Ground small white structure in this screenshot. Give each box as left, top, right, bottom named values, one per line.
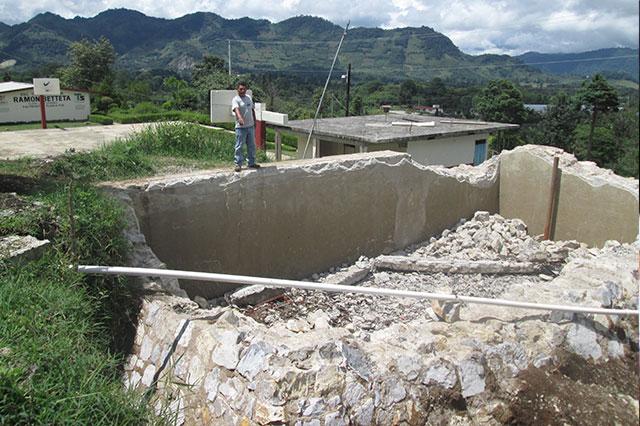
left=283, top=114, right=518, bottom=167
left=0, top=81, right=90, bottom=124
left=210, top=89, right=252, bottom=123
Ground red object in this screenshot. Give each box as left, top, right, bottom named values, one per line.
left=255, top=120, right=266, bottom=150
left=39, top=95, right=47, bottom=129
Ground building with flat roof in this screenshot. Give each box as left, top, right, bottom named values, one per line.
left=282, top=114, right=518, bottom=166
left=0, top=81, right=90, bottom=124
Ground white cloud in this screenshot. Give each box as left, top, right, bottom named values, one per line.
left=0, top=0, right=637, bottom=54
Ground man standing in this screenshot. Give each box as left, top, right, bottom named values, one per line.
left=232, top=82, right=260, bottom=172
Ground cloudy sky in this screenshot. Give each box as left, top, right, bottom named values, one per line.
left=0, top=0, right=638, bottom=55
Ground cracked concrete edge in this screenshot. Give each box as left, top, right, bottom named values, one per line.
left=505, top=145, right=639, bottom=198
left=99, top=150, right=499, bottom=192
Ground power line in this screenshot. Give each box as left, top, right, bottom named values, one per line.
left=236, top=54, right=639, bottom=75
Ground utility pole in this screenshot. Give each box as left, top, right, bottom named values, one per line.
left=345, top=63, right=351, bottom=117
left=228, top=40, right=231, bottom=76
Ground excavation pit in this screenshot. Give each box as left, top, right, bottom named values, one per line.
left=103, top=146, right=639, bottom=425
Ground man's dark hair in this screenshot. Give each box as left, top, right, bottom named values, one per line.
left=237, top=81, right=248, bottom=88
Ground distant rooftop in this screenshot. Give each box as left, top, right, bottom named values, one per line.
left=0, top=81, right=34, bottom=94
left=284, top=114, right=519, bottom=144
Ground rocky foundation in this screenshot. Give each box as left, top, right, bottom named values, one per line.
left=122, top=213, right=639, bottom=425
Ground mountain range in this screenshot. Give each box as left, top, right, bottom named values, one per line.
left=0, top=9, right=637, bottom=83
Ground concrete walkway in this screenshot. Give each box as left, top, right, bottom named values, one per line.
left=0, top=123, right=154, bottom=160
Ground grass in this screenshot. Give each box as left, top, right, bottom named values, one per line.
left=0, top=122, right=267, bottom=183
left=0, top=121, right=100, bottom=132
left=0, top=120, right=255, bottom=423
left=0, top=183, right=157, bottom=424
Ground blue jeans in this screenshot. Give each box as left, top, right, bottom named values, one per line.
left=234, top=126, right=256, bottom=166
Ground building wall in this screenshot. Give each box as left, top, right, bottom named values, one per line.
left=407, top=133, right=489, bottom=167
left=293, top=131, right=487, bottom=166
left=117, top=152, right=500, bottom=298
left=0, top=88, right=90, bottom=123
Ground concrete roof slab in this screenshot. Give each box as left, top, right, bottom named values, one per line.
left=284, top=114, right=518, bottom=144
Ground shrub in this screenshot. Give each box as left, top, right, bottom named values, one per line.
left=89, top=114, right=114, bottom=125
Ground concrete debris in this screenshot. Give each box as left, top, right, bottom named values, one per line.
left=0, top=235, right=50, bottom=263
left=225, top=285, right=284, bottom=307
left=375, top=256, right=543, bottom=274
left=412, top=211, right=584, bottom=264
left=430, top=300, right=462, bottom=322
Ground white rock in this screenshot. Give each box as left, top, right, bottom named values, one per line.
left=302, top=397, right=325, bottom=416
left=286, top=319, right=312, bottom=333
left=607, top=339, right=625, bottom=359
left=423, top=362, right=457, bottom=389
left=566, top=323, right=602, bottom=360
left=211, top=330, right=241, bottom=369
left=237, top=341, right=274, bottom=380
left=458, top=358, right=485, bottom=398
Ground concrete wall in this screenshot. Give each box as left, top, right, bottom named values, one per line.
left=113, top=152, right=499, bottom=298
left=407, top=133, right=488, bottom=167
left=499, top=146, right=639, bottom=246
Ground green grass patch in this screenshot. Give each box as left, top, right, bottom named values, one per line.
left=0, top=182, right=157, bottom=424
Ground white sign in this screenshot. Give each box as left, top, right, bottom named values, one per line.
left=210, top=89, right=252, bottom=123
left=33, top=78, right=61, bottom=96
left=0, top=88, right=90, bottom=124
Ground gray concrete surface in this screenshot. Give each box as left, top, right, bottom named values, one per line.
left=0, top=123, right=153, bottom=160
left=499, top=145, right=639, bottom=246
left=285, top=114, right=518, bottom=144
left=106, top=151, right=500, bottom=298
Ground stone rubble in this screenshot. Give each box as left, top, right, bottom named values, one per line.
left=121, top=211, right=639, bottom=425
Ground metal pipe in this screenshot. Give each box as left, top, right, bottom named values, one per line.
left=77, top=265, right=639, bottom=317
left=302, top=22, right=350, bottom=159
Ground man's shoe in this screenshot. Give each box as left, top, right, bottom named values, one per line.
left=234, top=165, right=241, bottom=172
left=248, top=164, right=261, bottom=169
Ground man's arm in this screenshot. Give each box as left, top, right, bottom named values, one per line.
left=234, top=107, right=244, bottom=126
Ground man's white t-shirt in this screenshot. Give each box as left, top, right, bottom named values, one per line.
left=231, top=95, right=255, bottom=128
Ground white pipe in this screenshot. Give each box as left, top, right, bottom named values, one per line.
left=77, top=265, right=639, bottom=317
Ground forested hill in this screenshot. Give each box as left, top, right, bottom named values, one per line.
left=517, top=48, right=639, bottom=82
left=0, top=9, right=635, bottom=83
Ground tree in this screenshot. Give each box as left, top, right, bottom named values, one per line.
left=473, top=79, right=526, bottom=152
left=578, top=74, right=619, bottom=161
left=473, top=79, right=526, bottom=124
left=192, top=55, right=226, bottom=84
left=61, top=37, right=115, bottom=92
left=399, top=79, right=417, bottom=105
left=162, top=76, right=198, bottom=110
left=529, top=92, right=581, bottom=151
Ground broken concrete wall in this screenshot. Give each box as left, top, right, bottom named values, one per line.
left=499, top=145, right=639, bottom=247
left=107, top=152, right=499, bottom=298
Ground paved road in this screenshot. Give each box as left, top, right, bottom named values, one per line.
left=0, top=123, right=153, bottom=160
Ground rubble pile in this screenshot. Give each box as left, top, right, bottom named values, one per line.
left=411, top=211, right=585, bottom=265
left=241, top=212, right=589, bottom=332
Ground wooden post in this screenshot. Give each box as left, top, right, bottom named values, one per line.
left=345, top=63, right=351, bottom=117
left=275, top=129, right=282, bottom=161
left=543, top=156, right=560, bottom=240
left=39, top=95, right=47, bottom=129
